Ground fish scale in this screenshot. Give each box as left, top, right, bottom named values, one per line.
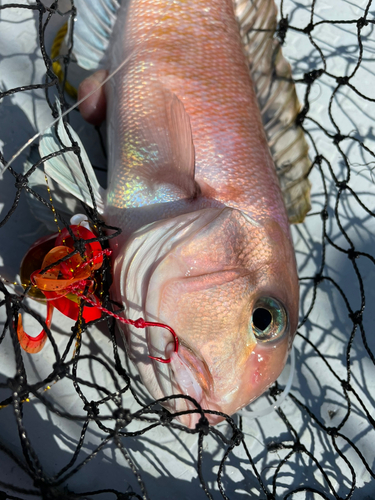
left=105, top=0, right=288, bottom=233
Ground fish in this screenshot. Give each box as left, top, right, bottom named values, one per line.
left=31, top=0, right=311, bottom=428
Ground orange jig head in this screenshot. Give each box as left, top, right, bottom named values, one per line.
left=18, top=225, right=108, bottom=353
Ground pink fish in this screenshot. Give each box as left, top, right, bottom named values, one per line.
left=38, top=0, right=310, bottom=427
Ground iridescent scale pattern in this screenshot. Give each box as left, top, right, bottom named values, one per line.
left=105, top=0, right=289, bottom=235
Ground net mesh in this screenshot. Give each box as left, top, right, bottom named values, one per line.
left=0, top=0, right=374, bottom=499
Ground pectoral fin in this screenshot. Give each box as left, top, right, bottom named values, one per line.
left=108, top=82, right=199, bottom=210
left=139, top=83, right=198, bottom=199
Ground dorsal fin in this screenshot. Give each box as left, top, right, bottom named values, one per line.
left=234, top=0, right=311, bottom=223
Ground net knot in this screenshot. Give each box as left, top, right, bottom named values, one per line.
left=336, top=76, right=349, bottom=86
left=33, top=478, right=48, bottom=492
left=303, top=22, right=314, bottom=34
left=159, top=409, right=173, bottom=426
left=15, top=174, right=28, bottom=190
left=333, top=133, right=345, bottom=145
left=73, top=238, right=87, bottom=256
left=315, top=154, right=324, bottom=165
left=230, top=428, right=244, bottom=447
left=347, top=248, right=359, bottom=261
left=195, top=416, right=210, bottom=435
left=276, top=16, right=289, bottom=44
left=349, top=310, right=362, bottom=325
left=7, top=374, right=24, bottom=392
left=11, top=295, right=22, bottom=309
left=267, top=441, right=285, bottom=452
left=52, top=362, right=69, bottom=380
left=357, top=17, right=368, bottom=29
left=326, top=427, right=338, bottom=437
left=113, top=408, right=132, bottom=428
left=36, top=2, right=47, bottom=14
left=341, top=380, right=352, bottom=392
left=84, top=400, right=100, bottom=417
left=293, top=442, right=305, bottom=453
left=303, top=69, right=323, bottom=84
left=336, top=180, right=347, bottom=190
left=33, top=479, right=60, bottom=498
left=71, top=141, right=80, bottom=153
left=296, top=109, right=307, bottom=126
left=321, top=209, right=329, bottom=220
left=269, top=383, right=282, bottom=397
left=314, top=273, right=323, bottom=284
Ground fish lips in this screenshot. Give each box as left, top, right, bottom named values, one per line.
left=163, top=342, right=226, bottom=427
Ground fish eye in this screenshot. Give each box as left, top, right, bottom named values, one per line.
left=251, top=297, right=287, bottom=342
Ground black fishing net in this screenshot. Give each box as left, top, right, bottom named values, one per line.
left=0, top=0, right=374, bottom=498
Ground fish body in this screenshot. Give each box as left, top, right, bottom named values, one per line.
left=105, top=0, right=287, bottom=230
left=39, top=0, right=303, bottom=427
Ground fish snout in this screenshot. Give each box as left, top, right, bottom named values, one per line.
left=167, top=343, right=213, bottom=399
left=165, top=343, right=228, bottom=426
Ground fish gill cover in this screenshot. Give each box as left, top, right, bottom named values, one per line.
left=0, top=0, right=374, bottom=499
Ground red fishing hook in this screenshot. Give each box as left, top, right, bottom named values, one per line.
left=68, top=283, right=179, bottom=364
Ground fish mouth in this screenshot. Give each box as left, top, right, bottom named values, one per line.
left=165, top=342, right=224, bottom=427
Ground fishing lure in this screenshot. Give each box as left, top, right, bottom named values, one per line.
left=19, top=221, right=178, bottom=361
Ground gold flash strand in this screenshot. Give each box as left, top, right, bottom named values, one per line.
left=44, top=174, right=61, bottom=233
left=0, top=383, right=55, bottom=410
left=0, top=275, right=36, bottom=293
left=73, top=299, right=84, bottom=359
left=51, top=23, right=78, bottom=99
left=0, top=276, right=18, bottom=287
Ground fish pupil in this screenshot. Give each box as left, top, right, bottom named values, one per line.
left=253, top=308, right=272, bottom=331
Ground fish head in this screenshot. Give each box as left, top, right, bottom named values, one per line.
left=116, top=207, right=298, bottom=428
